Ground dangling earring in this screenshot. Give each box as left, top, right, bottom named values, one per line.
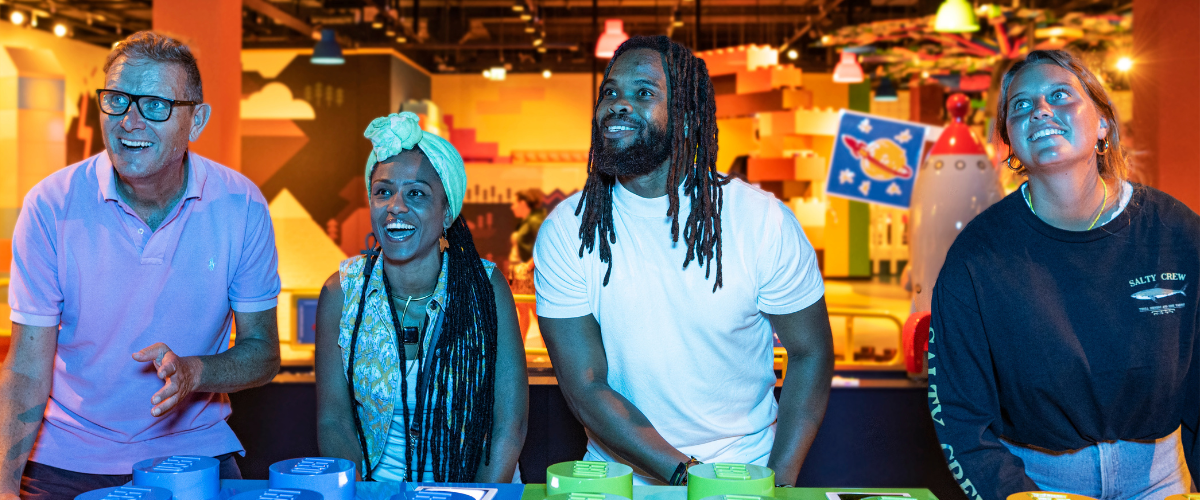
left=438, top=229, right=450, bottom=252
left=1095, top=139, right=1110, bottom=156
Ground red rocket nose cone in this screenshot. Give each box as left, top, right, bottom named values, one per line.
left=930, top=93, right=986, bottom=156
left=946, top=93, right=971, bottom=123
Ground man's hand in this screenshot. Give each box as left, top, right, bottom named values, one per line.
left=132, top=343, right=204, bottom=417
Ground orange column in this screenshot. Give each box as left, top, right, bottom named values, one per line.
left=153, top=0, right=242, bottom=171
left=1133, top=0, right=1200, bottom=210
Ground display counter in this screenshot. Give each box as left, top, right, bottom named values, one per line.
left=202, top=481, right=939, bottom=500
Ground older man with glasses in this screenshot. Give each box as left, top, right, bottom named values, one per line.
left=0, top=31, right=282, bottom=500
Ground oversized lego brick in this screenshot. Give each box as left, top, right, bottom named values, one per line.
left=737, top=65, right=802, bottom=94
left=696, top=45, right=779, bottom=77
left=794, top=152, right=827, bottom=181
left=747, top=157, right=795, bottom=182
left=756, top=134, right=811, bottom=159
left=757, top=180, right=811, bottom=200
left=791, top=107, right=842, bottom=136
left=715, top=89, right=810, bottom=118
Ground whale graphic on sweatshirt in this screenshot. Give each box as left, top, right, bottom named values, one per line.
left=1131, top=284, right=1188, bottom=303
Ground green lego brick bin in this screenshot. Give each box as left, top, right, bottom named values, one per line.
left=686, top=463, right=774, bottom=500
left=546, top=461, right=634, bottom=499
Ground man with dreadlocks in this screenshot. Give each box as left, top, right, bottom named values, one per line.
left=535, top=36, right=834, bottom=486
left=314, top=112, right=528, bottom=482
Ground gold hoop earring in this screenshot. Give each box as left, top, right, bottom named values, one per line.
left=1095, top=139, right=1110, bottom=156
left=1005, top=154, right=1022, bottom=172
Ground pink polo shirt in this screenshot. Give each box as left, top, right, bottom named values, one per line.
left=8, top=151, right=281, bottom=474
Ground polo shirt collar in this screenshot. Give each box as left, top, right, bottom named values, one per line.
left=96, top=150, right=208, bottom=204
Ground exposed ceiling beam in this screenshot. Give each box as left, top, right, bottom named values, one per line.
left=476, top=13, right=821, bottom=25
left=395, top=42, right=580, bottom=50
left=778, top=0, right=842, bottom=50
left=243, top=0, right=314, bottom=37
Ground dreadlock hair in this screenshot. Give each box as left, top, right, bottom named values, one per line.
left=576, top=35, right=729, bottom=291
left=348, top=152, right=498, bottom=482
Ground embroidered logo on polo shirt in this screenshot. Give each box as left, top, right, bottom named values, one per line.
left=1129, top=272, right=1188, bottom=315
left=208, top=257, right=215, bottom=271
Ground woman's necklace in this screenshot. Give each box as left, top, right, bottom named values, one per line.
left=390, top=289, right=435, bottom=326
left=380, top=267, right=437, bottom=360
left=1026, top=177, right=1108, bottom=230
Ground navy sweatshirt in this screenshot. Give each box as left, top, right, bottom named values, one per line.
left=927, top=184, right=1200, bottom=500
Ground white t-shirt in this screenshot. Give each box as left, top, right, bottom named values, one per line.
left=534, top=178, right=824, bottom=483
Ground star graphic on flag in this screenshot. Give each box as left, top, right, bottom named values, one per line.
left=858, top=180, right=871, bottom=196
left=839, top=169, right=856, bottom=184
left=895, top=129, right=913, bottom=144
left=858, top=119, right=873, bottom=134
left=887, top=182, right=902, bottom=196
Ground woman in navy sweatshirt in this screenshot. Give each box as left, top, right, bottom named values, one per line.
left=928, top=49, right=1200, bottom=500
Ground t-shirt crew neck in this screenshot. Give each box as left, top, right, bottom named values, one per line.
left=611, top=178, right=691, bottom=218
left=1018, top=181, right=1137, bottom=243
left=534, top=178, right=824, bottom=483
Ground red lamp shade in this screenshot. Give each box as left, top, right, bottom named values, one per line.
left=832, top=51, right=864, bottom=83
left=595, top=19, right=629, bottom=59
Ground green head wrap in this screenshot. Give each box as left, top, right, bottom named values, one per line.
left=363, top=111, right=467, bottom=220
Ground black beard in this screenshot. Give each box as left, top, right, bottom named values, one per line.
left=595, top=120, right=671, bottom=177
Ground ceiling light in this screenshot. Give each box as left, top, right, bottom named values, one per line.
left=832, top=51, right=864, bottom=83
left=595, top=19, right=629, bottom=59
left=874, top=76, right=898, bottom=101
left=786, top=49, right=798, bottom=60
left=542, top=69, right=552, bottom=79
left=1117, top=56, right=1133, bottom=72
left=525, top=25, right=536, bottom=33
left=9, top=10, right=24, bottom=25
left=486, top=66, right=506, bottom=81
left=533, top=38, right=543, bottom=46
left=934, top=0, right=979, bottom=33
left=30, top=14, right=36, bottom=27
left=537, top=46, right=547, bottom=53
left=311, top=28, right=345, bottom=65
left=512, top=1, right=525, bottom=12
left=386, top=29, right=396, bottom=37
left=53, top=23, right=67, bottom=37
left=520, top=13, right=532, bottom=21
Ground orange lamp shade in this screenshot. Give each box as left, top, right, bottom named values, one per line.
left=595, top=19, right=629, bottom=59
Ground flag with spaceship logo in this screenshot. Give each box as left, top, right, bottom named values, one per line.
left=825, top=110, right=928, bottom=209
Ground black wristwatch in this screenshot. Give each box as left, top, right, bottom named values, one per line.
left=669, top=457, right=702, bottom=486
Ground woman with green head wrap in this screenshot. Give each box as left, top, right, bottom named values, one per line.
left=314, top=111, right=528, bottom=482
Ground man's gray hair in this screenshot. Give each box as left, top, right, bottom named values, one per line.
left=104, top=31, right=203, bottom=102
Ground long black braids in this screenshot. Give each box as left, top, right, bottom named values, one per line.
left=408, top=215, right=497, bottom=482
left=575, top=35, right=729, bottom=291
left=347, top=152, right=498, bottom=483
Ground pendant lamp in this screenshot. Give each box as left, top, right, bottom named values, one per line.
left=934, top=0, right=980, bottom=33
left=595, top=19, right=629, bottom=59
left=832, top=51, right=864, bottom=83
left=311, top=29, right=345, bottom=65
left=875, top=76, right=898, bottom=101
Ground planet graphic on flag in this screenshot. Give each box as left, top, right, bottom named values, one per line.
left=841, top=136, right=914, bottom=181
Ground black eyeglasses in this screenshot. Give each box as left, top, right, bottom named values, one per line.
left=95, top=89, right=200, bottom=122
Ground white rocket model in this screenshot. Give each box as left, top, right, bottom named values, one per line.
left=909, top=93, right=1003, bottom=312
